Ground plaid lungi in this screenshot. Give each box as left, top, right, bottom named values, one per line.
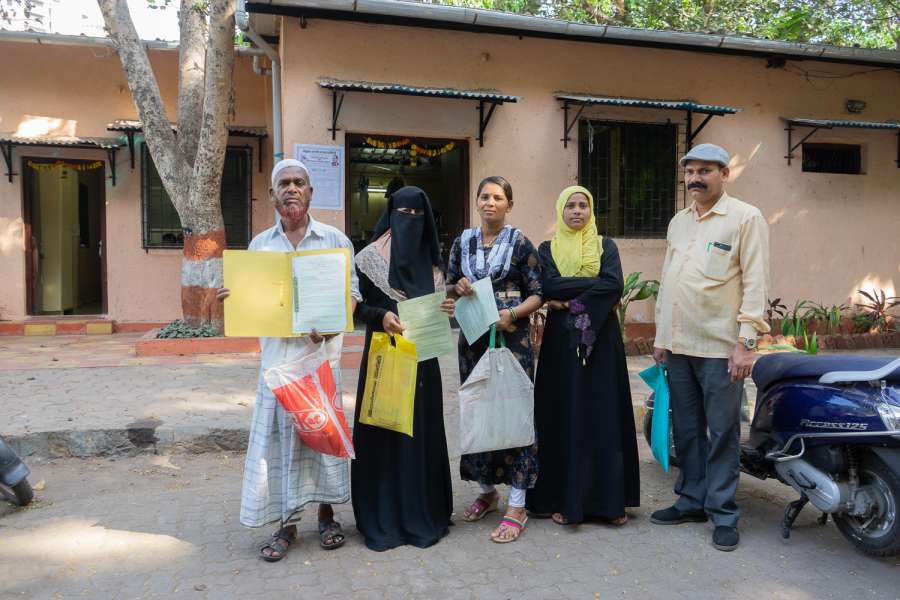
left=239, top=339, right=350, bottom=528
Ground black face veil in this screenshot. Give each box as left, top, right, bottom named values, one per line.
left=369, top=186, right=442, bottom=299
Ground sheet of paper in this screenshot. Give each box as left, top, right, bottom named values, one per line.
left=223, top=250, right=292, bottom=337
left=397, top=291, right=456, bottom=362
left=295, top=144, right=344, bottom=210
left=291, top=250, right=351, bottom=334
left=454, top=277, right=500, bottom=345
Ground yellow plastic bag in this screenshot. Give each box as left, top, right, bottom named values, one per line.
left=359, top=333, right=418, bottom=437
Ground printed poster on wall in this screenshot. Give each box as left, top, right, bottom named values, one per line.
left=294, top=143, right=344, bottom=210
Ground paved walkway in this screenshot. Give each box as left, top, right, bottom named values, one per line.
left=1, top=334, right=898, bottom=598
left=0, top=333, right=658, bottom=457
left=1, top=448, right=898, bottom=599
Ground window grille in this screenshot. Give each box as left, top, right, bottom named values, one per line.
left=578, top=120, right=676, bottom=238
left=802, top=143, right=862, bottom=175
left=141, top=144, right=252, bottom=248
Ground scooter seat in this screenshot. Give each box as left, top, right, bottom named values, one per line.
left=752, top=353, right=900, bottom=394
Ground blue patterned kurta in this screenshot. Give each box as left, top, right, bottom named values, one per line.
left=447, top=229, right=542, bottom=489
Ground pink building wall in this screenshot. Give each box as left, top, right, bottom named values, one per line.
left=0, top=40, right=274, bottom=322
left=280, top=19, right=899, bottom=324
left=2, top=20, right=897, bottom=326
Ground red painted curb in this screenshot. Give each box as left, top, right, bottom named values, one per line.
left=115, top=322, right=168, bottom=333
left=0, top=323, right=25, bottom=336
left=56, top=322, right=87, bottom=335
left=135, top=329, right=260, bottom=356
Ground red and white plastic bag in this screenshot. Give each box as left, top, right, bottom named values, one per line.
left=264, top=342, right=355, bottom=459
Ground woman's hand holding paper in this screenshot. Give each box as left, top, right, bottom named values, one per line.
left=439, top=298, right=456, bottom=318
left=454, top=277, right=474, bottom=297
left=382, top=311, right=405, bottom=335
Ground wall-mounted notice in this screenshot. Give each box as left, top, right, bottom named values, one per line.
left=295, top=143, right=344, bottom=210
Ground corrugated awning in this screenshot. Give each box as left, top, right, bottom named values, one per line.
left=555, top=94, right=741, bottom=116
left=0, top=135, right=124, bottom=149
left=781, top=117, right=900, bottom=167
left=319, top=79, right=520, bottom=104
left=106, top=120, right=268, bottom=172
left=106, top=119, right=268, bottom=137
left=0, top=135, right=124, bottom=184
left=553, top=93, right=741, bottom=149
left=318, top=79, right=519, bottom=146
left=783, top=117, right=900, bottom=130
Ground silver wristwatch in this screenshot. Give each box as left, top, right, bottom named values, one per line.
left=740, top=336, right=757, bottom=351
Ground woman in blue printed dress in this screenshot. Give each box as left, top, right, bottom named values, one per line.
left=447, top=175, right=543, bottom=543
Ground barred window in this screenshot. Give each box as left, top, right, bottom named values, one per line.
left=578, top=120, right=677, bottom=238
left=141, top=144, right=252, bottom=248
left=802, top=143, right=862, bottom=175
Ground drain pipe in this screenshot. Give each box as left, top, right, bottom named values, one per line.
left=236, top=1, right=283, bottom=161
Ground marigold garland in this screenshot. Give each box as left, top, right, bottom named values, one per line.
left=363, top=137, right=456, bottom=167
left=364, top=136, right=410, bottom=149
left=27, top=160, right=104, bottom=172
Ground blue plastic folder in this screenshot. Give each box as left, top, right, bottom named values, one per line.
left=639, top=364, right=670, bottom=472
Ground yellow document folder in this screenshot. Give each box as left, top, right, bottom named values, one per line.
left=223, top=248, right=353, bottom=337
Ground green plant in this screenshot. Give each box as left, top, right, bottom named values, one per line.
left=852, top=312, right=876, bottom=334
left=803, top=332, right=819, bottom=355
left=808, top=302, right=849, bottom=335
left=855, top=289, right=899, bottom=333
left=617, top=272, right=659, bottom=338
left=766, top=297, right=787, bottom=323
left=780, top=300, right=813, bottom=338
left=156, top=319, right=219, bottom=339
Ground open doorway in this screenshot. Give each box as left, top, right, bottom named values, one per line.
left=23, top=157, right=106, bottom=316
left=345, top=133, right=468, bottom=264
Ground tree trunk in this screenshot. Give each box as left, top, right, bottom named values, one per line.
left=98, top=0, right=234, bottom=332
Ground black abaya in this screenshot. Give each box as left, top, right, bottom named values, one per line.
left=525, top=237, right=641, bottom=522
left=352, top=272, right=453, bottom=551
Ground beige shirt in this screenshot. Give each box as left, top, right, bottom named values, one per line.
left=654, top=192, right=770, bottom=358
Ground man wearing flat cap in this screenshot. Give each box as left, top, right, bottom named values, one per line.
left=651, top=143, right=770, bottom=551
left=218, top=159, right=361, bottom=561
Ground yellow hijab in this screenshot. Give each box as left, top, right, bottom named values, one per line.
left=551, top=185, right=603, bottom=277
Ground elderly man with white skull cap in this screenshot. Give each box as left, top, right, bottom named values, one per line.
left=217, top=159, right=361, bottom=562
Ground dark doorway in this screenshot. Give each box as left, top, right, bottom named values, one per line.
left=345, top=133, right=469, bottom=265
left=23, top=157, right=106, bottom=315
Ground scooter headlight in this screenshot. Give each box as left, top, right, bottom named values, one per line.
left=876, top=396, right=900, bottom=431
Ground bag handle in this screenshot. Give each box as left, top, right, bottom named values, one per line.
left=489, top=324, right=506, bottom=348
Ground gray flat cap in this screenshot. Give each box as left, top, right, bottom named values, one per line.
left=680, top=143, right=730, bottom=167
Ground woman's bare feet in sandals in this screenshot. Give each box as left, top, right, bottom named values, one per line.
left=462, top=490, right=499, bottom=522
left=260, top=525, right=296, bottom=562
left=491, top=507, right=528, bottom=543
left=606, top=514, right=628, bottom=526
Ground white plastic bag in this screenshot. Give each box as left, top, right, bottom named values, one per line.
left=458, top=326, right=535, bottom=454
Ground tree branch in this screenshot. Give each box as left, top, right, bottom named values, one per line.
left=97, top=0, right=184, bottom=202
left=186, top=0, right=235, bottom=232
left=176, top=0, right=207, bottom=169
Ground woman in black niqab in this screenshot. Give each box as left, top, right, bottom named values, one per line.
left=368, top=186, right=442, bottom=298
left=351, top=186, right=453, bottom=551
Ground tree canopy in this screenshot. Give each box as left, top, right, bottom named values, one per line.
left=420, top=1, right=900, bottom=50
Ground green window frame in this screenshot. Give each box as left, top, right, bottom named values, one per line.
left=141, top=143, right=252, bottom=248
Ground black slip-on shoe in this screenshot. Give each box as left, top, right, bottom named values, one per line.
left=649, top=506, right=709, bottom=525
left=712, top=526, right=739, bottom=551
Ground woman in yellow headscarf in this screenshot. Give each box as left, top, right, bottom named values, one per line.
left=526, top=185, right=640, bottom=526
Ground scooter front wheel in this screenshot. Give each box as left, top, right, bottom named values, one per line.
left=0, top=478, right=32, bottom=507
left=832, top=453, right=900, bottom=557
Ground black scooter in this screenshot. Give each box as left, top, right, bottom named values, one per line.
left=0, top=436, right=32, bottom=507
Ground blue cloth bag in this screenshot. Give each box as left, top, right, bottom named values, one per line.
left=639, top=363, right=670, bottom=472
